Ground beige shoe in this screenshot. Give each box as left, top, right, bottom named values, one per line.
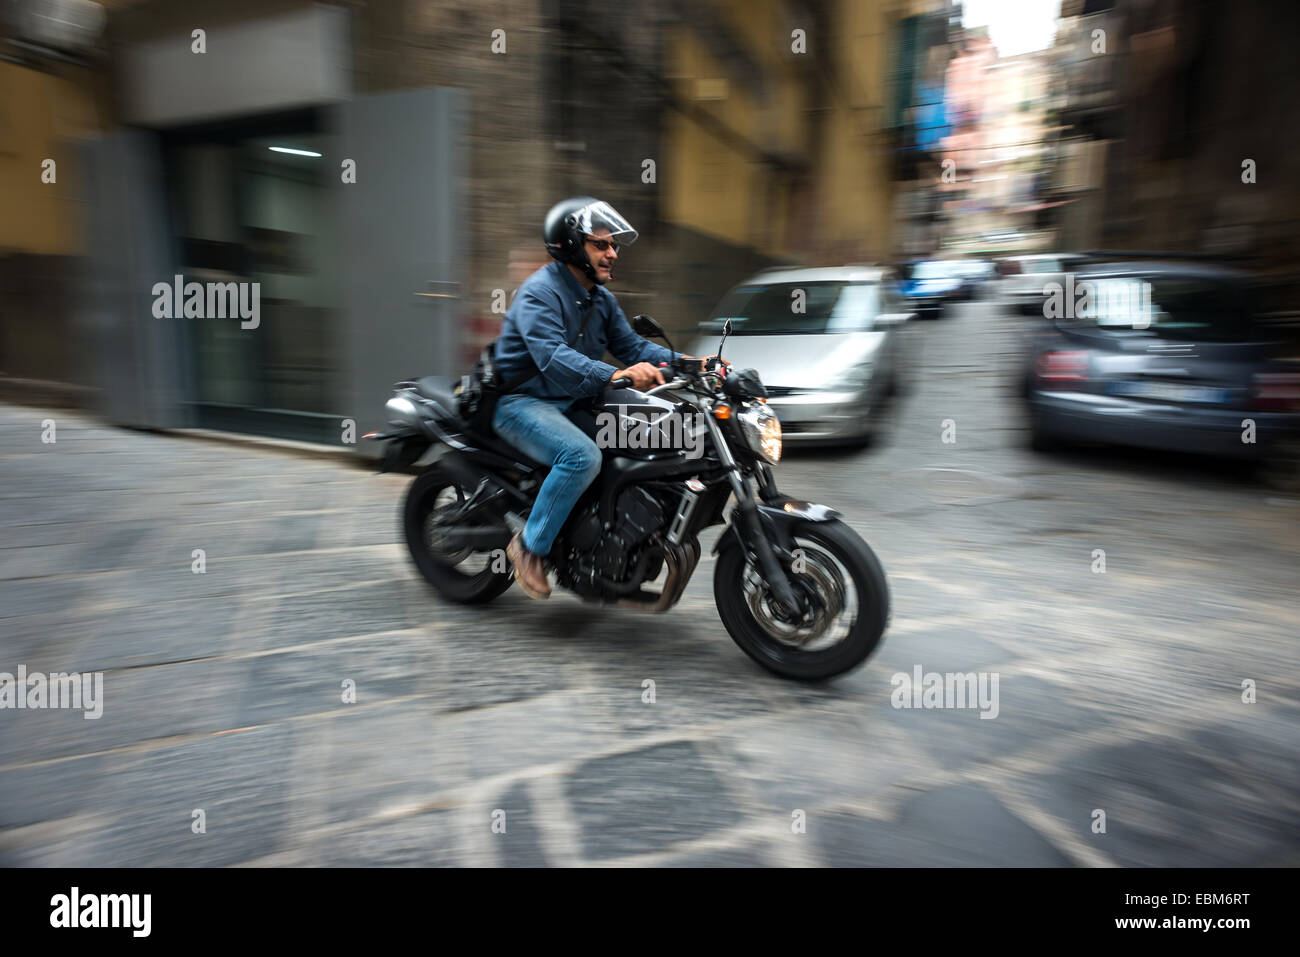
left=507, top=533, right=551, bottom=600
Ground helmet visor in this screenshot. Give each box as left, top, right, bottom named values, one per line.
left=574, top=201, right=638, bottom=246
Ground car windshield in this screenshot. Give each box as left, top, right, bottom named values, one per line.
left=1022, top=259, right=1063, bottom=274
left=707, top=281, right=881, bottom=335
left=1062, top=276, right=1261, bottom=342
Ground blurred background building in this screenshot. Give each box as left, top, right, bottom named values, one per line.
left=1046, top=0, right=1300, bottom=274
left=3, top=0, right=1297, bottom=445
left=2, top=0, right=906, bottom=443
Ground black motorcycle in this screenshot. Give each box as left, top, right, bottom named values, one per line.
left=367, top=316, right=889, bottom=680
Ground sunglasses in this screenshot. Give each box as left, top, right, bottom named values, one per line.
left=585, top=236, right=621, bottom=253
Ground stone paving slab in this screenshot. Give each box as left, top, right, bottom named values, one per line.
left=812, top=784, right=1076, bottom=867
left=712, top=710, right=931, bottom=816
left=0, top=754, right=109, bottom=831
left=563, top=741, right=746, bottom=861
left=308, top=809, right=463, bottom=867
left=1004, top=734, right=1299, bottom=867
left=294, top=704, right=467, bottom=830
left=490, top=781, right=551, bottom=867
left=66, top=724, right=298, bottom=867
left=0, top=657, right=248, bottom=766
left=876, top=674, right=1120, bottom=771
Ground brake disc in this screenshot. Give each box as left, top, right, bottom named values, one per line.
left=744, top=544, right=848, bottom=647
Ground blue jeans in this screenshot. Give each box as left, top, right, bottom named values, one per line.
left=492, top=394, right=602, bottom=557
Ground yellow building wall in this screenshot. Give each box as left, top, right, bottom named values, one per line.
left=0, top=62, right=105, bottom=255
left=817, top=0, right=893, bottom=257
left=664, top=26, right=765, bottom=251
left=663, top=0, right=894, bottom=263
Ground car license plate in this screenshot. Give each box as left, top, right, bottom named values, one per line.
left=1109, top=381, right=1230, bottom=404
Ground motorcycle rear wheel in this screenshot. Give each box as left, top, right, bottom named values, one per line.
left=403, top=464, right=515, bottom=604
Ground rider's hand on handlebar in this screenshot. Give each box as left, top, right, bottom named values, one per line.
left=675, top=354, right=729, bottom=375
left=611, top=362, right=666, bottom=390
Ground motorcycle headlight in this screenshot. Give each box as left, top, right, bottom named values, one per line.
left=737, top=402, right=782, bottom=464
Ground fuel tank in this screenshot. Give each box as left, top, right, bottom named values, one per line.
left=589, top=386, right=705, bottom=460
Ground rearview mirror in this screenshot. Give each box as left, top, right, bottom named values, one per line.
left=631, top=313, right=677, bottom=354
left=631, top=314, right=665, bottom=338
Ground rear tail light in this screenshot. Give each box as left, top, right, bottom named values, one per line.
left=1036, top=350, right=1090, bottom=385
left=1251, top=372, right=1300, bottom=412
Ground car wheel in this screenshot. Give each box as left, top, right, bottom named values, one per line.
left=1027, top=401, right=1060, bottom=452
left=1258, top=437, right=1300, bottom=495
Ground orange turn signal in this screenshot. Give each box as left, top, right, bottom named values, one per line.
left=713, top=404, right=732, bottom=420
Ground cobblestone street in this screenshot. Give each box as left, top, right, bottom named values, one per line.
left=2, top=303, right=1297, bottom=867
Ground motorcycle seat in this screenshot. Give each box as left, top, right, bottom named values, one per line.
left=412, top=375, right=546, bottom=470
left=414, top=375, right=460, bottom=411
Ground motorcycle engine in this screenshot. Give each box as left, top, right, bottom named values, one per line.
left=566, top=487, right=666, bottom=581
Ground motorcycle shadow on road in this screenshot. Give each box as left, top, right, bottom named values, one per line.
left=497, top=590, right=710, bottom=649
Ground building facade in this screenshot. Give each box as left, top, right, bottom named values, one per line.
left=3, top=0, right=904, bottom=445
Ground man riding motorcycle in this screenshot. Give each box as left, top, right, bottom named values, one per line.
left=373, top=199, right=890, bottom=680
left=493, top=197, right=713, bottom=600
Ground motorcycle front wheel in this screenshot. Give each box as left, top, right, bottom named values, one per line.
left=713, top=519, right=889, bottom=681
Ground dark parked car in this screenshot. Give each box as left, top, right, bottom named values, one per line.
left=896, top=259, right=971, bottom=317
left=1020, top=260, right=1300, bottom=484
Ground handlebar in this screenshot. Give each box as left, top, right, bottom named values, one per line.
left=669, top=355, right=728, bottom=375
left=647, top=378, right=690, bottom=395
left=608, top=375, right=686, bottom=394
left=609, top=356, right=729, bottom=392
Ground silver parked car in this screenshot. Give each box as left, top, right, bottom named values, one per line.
left=687, top=266, right=912, bottom=446
left=995, top=253, right=1089, bottom=314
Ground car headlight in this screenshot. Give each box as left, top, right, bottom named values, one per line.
left=825, top=361, right=874, bottom=392
left=737, top=402, right=782, bottom=464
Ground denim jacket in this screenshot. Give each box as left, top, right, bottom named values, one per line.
left=493, top=261, right=673, bottom=402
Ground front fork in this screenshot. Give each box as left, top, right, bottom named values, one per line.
left=702, top=407, right=804, bottom=615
